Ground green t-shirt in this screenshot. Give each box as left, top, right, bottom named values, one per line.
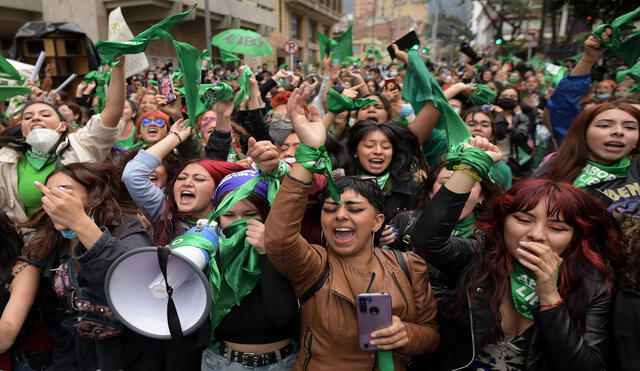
left=115, top=127, right=141, bottom=151
left=17, top=156, right=57, bottom=216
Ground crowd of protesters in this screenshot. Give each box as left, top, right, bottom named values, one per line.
left=0, top=14, right=639, bottom=371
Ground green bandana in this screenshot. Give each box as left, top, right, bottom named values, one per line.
left=0, top=56, right=25, bottom=84
left=377, top=350, right=394, bottom=371
left=573, top=156, right=631, bottom=189
left=318, top=26, right=353, bottom=61
left=84, top=69, right=111, bottom=113
left=25, top=148, right=55, bottom=170
left=95, top=6, right=195, bottom=65
left=469, top=84, right=497, bottom=106
left=220, top=48, right=241, bottom=64
left=445, top=142, right=494, bottom=180
left=451, top=213, right=476, bottom=238
left=365, top=46, right=383, bottom=60
left=172, top=39, right=201, bottom=127
left=233, top=67, right=252, bottom=109
left=295, top=143, right=341, bottom=204
left=171, top=69, right=184, bottom=87
left=201, top=49, right=211, bottom=62
left=510, top=261, right=539, bottom=320
left=326, top=88, right=378, bottom=114
left=227, top=147, right=238, bottom=163
left=402, top=49, right=470, bottom=148
left=592, top=6, right=640, bottom=49
left=207, top=218, right=262, bottom=332
left=0, top=86, right=32, bottom=101
left=375, top=172, right=390, bottom=191
left=210, top=162, right=290, bottom=223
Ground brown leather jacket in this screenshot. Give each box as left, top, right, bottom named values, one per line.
left=265, top=176, right=439, bottom=370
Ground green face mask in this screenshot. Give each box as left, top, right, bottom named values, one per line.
left=508, top=76, right=520, bottom=84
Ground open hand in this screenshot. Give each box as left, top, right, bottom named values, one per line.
left=286, top=88, right=326, bottom=148
left=169, top=118, right=192, bottom=143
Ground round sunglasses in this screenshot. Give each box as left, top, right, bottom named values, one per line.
left=141, top=118, right=166, bottom=127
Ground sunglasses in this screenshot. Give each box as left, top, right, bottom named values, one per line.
left=141, top=118, right=166, bottom=127
left=265, top=112, right=291, bottom=123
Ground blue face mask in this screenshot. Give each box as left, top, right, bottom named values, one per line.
left=388, top=71, right=398, bottom=77
left=60, top=229, right=77, bottom=239
left=596, top=93, right=611, bottom=100
left=398, top=103, right=414, bottom=118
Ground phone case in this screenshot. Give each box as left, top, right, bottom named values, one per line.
left=160, top=75, right=176, bottom=103
left=356, top=293, right=392, bottom=351
left=388, top=30, right=420, bottom=59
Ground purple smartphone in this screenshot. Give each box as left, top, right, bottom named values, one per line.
left=159, top=75, right=176, bottom=103
left=356, top=293, right=392, bottom=351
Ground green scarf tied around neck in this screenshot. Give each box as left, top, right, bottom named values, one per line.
left=573, top=156, right=631, bottom=189
left=375, top=172, right=390, bottom=191
left=233, top=67, right=252, bottom=109
left=451, top=213, right=476, bottom=238
left=326, top=88, right=378, bottom=114
left=207, top=218, right=262, bottom=332
left=510, top=261, right=539, bottom=320
left=95, top=5, right=202, bottom=127
left=84, top=69, right=111, bottom=113
left=402, top=49, right=471, bottom=148
left=295, top=143, right=341, bottom=204
left=469, top=84, right=497, bottom=106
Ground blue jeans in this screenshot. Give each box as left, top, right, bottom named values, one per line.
left=201, top=347, right=297, bottom=371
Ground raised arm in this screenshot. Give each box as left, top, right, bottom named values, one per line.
left=100, top=57, right=126, bottom=128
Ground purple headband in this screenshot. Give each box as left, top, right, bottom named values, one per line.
left=213, top=169, right=269, bottom=207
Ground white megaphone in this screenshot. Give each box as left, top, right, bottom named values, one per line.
left=105, top=220, right=218, bottom=339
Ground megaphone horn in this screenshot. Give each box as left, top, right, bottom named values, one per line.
left=105, top=223, right=219, bottom=339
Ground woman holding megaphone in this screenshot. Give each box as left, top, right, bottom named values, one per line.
left=201, top=169, right=299, bottom=370
left=19, top=162, right=163, bottom=371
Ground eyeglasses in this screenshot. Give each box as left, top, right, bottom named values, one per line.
left=141, top=118, right=166, bottom=127
left=265, top=112, right=291, bottom=123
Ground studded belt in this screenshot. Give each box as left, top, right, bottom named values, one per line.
left=219, top=343, right=295, bottom=368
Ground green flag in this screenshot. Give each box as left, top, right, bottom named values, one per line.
left=403, top=49, right=470, bottom=148
left=172, top=40, right=201, bottom=127
left=201, top=49, right=211, bottom=62
left=0, top=86, right=32, bottom=101
left=220, top=48, right=240, bottom=64
left=544, top=63, right=566, bottom=87
left=610, top=35, right=640, bottom=67
left=318, top=26, right=353, bottom=61
left=0, top=56, right=25, bottom=84
left=593, top=6, right=640, bottom=49
left=95, top=5, right=195, bottom=65
left=469, top=84, right=497, bottom=106
left=529, top=55, right=546, bottom=69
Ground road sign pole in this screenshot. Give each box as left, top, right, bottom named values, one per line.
left=527, top=46, right=532, bottom=61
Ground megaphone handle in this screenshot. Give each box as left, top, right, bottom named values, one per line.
left=157, top=246, right=185, bottom=340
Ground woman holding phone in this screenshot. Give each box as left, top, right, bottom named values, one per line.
left=264, top=88, right=439, bottom=370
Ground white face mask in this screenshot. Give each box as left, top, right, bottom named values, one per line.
left=348, top=117, right=356, bottom=127
left=25, top=124, right=62, bottom=154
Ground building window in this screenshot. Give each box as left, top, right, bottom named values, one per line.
left=291, top=16, right=300, bottom=39
left=308, top=22, right=316, bottom=43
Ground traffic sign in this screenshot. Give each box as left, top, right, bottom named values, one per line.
left=283, top=39, right=299, bottom=55
left=523, top=29, right=540, bottom=42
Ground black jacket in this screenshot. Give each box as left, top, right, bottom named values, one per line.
left=410, top=186, right=612, bottom=371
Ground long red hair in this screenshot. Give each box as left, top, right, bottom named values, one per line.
left=460, top=179, right=623, bottom=335
left=152, top=159, right=245, bottom=246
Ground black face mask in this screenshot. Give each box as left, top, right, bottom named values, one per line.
left=496, top=98, right=517, bottom=110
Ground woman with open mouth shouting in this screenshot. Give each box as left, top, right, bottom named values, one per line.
left=135, top=110, right=170, bottom=147
left=263, top=88, right=439, bottom=370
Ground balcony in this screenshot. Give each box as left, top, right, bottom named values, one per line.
left=284, top=0, right=342, bottom=23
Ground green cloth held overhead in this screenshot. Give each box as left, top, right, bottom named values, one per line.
left=469, top=84, right=497, bottom=105
left=318, top=26, right=353, bottom=61
left=529, top=55, right=546, bottom=69
left=233, top=67, right=252, bottom=109
left=326, top=88, right=378, bottom=114
left=0, top=86, right=32, bottom=101
left=0, top=56, right=25, bottom=84
left=197, top=82, right=235, bottom=118
left=171, top=69, right=183, bottom=87
left=84, top=69, right=110, bottom=112
left=220, top=48, right=241, bottom=64
left=592, top=6, right=640, bottom=49
left=295, top=143, right=341, bottom=204
left=544, top=63, right=566, bottom=88
left=365, top=46, right=383, bottom=60
left=206, top=218, right=262, bottom=332
left=172, top=39, right=201, bottom=127
left=201, top=48, right=211, bottom=62
left=95, top=5, right=195, bottom=65
left=402, top=49, right=470, bottom=148
left=278, top=63, right=288, bottom=70
left=616, top=60, right=640, bottom=83
left=610, top=35, right=640, bottom=67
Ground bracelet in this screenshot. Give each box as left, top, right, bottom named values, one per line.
left=539, top=298, right=564, bottom=311
left=452, top=165, right=482, bottom=182
left=582, top=57, right=599, bottom=64
left=286, top=173, right=313, bottom=186
left=169, top=131, right=182, bottom=143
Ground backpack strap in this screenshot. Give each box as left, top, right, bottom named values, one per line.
left=393, top=249, right=411, bottom=285
left=298, top=262, right=331, bottom=306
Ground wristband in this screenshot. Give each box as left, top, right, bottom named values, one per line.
left=539, top=298, right=564, bottom=311
left=452, top=165, right=482, bottom=182
left=169, top=131, right=182, bottom=143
